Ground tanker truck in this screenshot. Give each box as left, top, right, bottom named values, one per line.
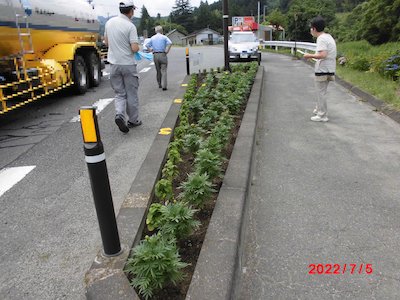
left=0, top=0, right=102, bottom=115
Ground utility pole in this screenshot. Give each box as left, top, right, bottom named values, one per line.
left=223, top=0, right=230, bottom=71
left=257, top=1, right=260, bottom=40
left=263, top=5, right=267, bottom=22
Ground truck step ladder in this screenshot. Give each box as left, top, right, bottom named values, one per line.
left=16, top=13, right=34, bottom=55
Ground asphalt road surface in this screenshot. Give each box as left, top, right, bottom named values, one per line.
left=0, top=46, right=224, bottom=299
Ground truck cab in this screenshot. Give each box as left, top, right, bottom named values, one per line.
left=228, top=31, right=261, bottom=65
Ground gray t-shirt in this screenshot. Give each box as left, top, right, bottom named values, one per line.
left=315, top=33, right=337, bottom=74
left=104, top=14, right=138, bottom=65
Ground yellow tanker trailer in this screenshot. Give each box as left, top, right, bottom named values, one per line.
left=0, top=0, right=101, bottom=114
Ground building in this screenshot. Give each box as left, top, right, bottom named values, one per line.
left=182, top=28, right=222, bottom=46
left=257, top=24, right=285, bottom=41
left=166, top=29, right=186, bottom=46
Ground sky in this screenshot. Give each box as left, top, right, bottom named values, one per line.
left=92, top=0, right=219, bottom=18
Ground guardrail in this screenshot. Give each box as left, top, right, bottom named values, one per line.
left=261, top=40, right=316, bottom=54
left=260, top=40, right=318, bottom=62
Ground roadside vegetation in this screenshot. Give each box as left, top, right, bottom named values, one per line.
left=125, top=63, right=259, bottom=299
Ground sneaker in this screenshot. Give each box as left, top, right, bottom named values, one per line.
left=311, top=115, right=329, bottom=122
left=115, top=115, right=129, bottom=133
left=127, top=120, right=142, bottom=128
left=313, top=108, right=318, bottom=115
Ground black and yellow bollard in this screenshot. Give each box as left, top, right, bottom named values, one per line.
left=80, top=106, right=121, bottom=257
left=186, top=47, right=190, bottom=75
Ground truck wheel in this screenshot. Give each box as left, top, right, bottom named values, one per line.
left=86, top=52, right=101, bottom=87
left=72, top=55, right=88, bottom=94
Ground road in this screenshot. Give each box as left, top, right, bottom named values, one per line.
left=0, top=46, right=224, bottom=299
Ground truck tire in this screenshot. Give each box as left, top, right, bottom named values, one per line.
left=86, top=52, right=101, bottom=87
left=72, top=55, right=88, bottom=94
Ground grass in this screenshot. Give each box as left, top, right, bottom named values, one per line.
left=336, top=66, right=400, bottom=110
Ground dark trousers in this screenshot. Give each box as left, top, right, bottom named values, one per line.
left=153, top=53, right=168, bottom=89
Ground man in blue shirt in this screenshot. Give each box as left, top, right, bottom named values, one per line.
left=145, top=26, right=172, bottom=90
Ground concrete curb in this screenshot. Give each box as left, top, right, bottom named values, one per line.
left=186, top=66, right=264, bottom=299
left=84, top=77, right=189, bottom=299
left=334, top=76, right=400, bottom=124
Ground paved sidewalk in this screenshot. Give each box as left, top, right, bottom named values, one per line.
left=237, top=53, right=400, bottom=299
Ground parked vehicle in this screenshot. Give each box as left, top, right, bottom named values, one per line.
left=0, top=0, right=102, bottom=115
left=228, top=31, right=261, bottom=65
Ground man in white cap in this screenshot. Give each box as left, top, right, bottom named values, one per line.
left=104, top=1, right=142, bottom=133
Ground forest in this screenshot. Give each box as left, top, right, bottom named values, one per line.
left=138, top=0, right=399, bottom=46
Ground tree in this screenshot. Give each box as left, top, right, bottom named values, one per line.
left=267, top=9, right=287, bottom=30
left=170, top=0, right=194, bottom=33
left=357, top=0, right=400, bottom=45
left=286, top=0, right=336, bottom=42
left=138, top=6, right=155, bottom=37
left=193, top=1, right=212, bottom=31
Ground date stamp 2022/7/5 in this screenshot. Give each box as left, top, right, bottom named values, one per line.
left=308, top=264, right=373, bottom=275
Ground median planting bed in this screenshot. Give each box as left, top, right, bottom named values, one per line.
left=125, top=63, right=258, bottom=299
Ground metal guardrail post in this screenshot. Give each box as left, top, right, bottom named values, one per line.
left=79, top=106, right=122, bottom=257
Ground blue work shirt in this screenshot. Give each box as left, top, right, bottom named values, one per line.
left=146, top=33, right=172, bottom=52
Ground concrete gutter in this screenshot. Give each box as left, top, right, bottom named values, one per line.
left=186, top=66, right=264, bottom=299
left=334, top=76, right=400, bottom=124
left=84, top=77, right=189, bottom=299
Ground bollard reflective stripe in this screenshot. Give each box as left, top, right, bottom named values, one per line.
left=85, top=153, right=106, bottom=163
left=80, top=108, right=98, bottom=143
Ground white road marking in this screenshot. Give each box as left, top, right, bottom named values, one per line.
left=149, top=62, right=154, bottom=66
left=139, top=67, right=151, bottom=73
left=0, top=166, right=36, bottom=197
left=70, top=98, right=114, bottom=123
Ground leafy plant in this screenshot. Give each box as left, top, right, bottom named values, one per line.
left=179, top=172, right=216, bottom=208
left=383, top=51, right=400, bottom=80
left=158, top=202, right=200, bottom=240
left=200, top=135, right=224, bottom=154
left=198, top=109, right=219, bottom=130
left=155, top=179, right=173, bottom=201
left=349, top=56, right=370, bottom=71
left=183, top=133, right=202, bottom=153
left=194, top=148, right=224, bottom=180
left=167, top=145, right=182, bottom=165
left=125, top=233, right=187, bottom=300
left=146, top=203, right=164, bottom=231
left=162, top=159, right=179, bottom=181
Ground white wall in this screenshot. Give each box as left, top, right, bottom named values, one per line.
left=195, top=30, right=220, bottom=44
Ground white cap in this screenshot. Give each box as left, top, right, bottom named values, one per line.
left=119, top=1, right=137, bottom=9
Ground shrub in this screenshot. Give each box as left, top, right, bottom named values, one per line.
left=383, top=51, right=400, bottom=80
left=125, top=233, right=187, bottom=300
left=349, top=57, right=370, bottom=71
